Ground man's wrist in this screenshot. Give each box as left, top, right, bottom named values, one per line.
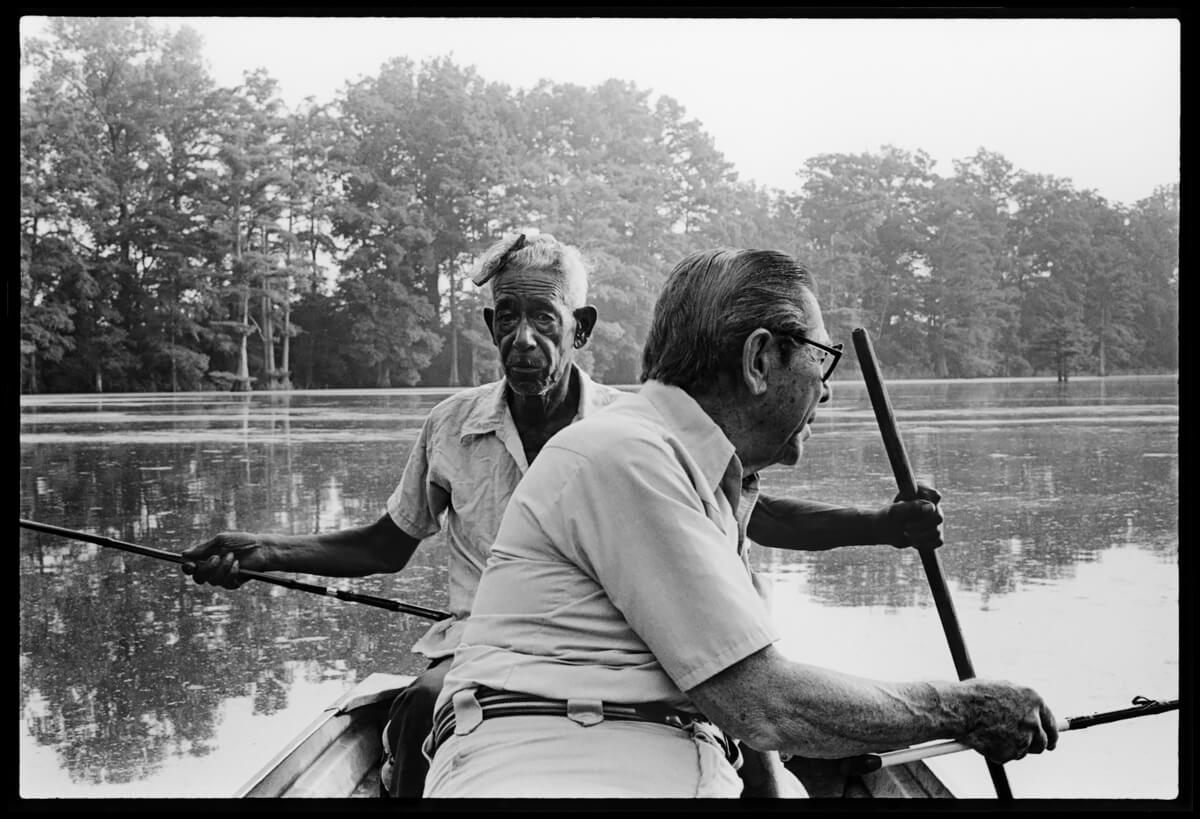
left=872, top=506, right=898, bottom=546
left=254, top=534, right=283, bottom=571
left=928, top=680, right=971, bottom=739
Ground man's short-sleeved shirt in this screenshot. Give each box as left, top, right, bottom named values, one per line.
left=385, top=365, right=624, bottom=658
left=436, top=379, right=780, bottom=714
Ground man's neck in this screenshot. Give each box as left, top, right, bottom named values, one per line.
left=507, top=367, right=577, bottom=424
left=506, top=369, right=583, bottom=472
left=690, top=388, right=767, bottom=475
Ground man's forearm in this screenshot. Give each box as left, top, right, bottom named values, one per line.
left=261, top=516, right=418, bottom=577
left=690, top=648, right=960, bottom=759
left=748, top=495, right=888, bottom=550
left=752, top=668, right=956, bottom=759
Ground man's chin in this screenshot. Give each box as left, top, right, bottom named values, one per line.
left=775, top=436, right=803, bottom=467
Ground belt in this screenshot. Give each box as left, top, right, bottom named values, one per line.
left=429, top=687, right=741, bottom=766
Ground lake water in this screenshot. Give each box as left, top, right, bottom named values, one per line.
left=18, top=376, right=1180, bottom=800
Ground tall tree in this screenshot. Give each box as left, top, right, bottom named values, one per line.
left=798, top=147, right=937, bottom=373
left=20, top=84, right=83, bottom=393
left=512, top=80, right=690, bottom=382
left=332, top=57, right=519, bottom=386
left=1127, top=184, right=1179, bottom=371
left=1079, top=194, right=1140, bottom=376
left=1010, top=173, right=1096, bottom=380
left=135, top=24, right=222, bottom=391
left=655, top=96, right=738, bottom=245
left=21, top=17, right=217, bottom=392
left=918, top=175, right=1012, bottom=377
left=200, top=70, right=290, bottom=390
left=274, top=102, right=343, bottom=389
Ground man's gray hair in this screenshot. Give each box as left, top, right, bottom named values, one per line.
left=472, top=232, right=589, bottom=308
left=641, top=248, right=818, bottom=392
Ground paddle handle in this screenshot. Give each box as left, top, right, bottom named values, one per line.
left=851, top=328, right=1012, bottom=799
left=851, top=329, right=919, bottom=502
left=851, top=329, right=977, bottom=678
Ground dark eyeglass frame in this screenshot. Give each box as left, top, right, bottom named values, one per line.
left=782, top=334, right=843, bottom=383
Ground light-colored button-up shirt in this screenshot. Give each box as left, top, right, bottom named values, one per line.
left=436, top=379, right=780, bottom=713
left=386, top=366, right=625, bottom=658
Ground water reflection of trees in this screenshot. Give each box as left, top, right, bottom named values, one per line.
left=21, top=531, right=439, bottom=785
left=753, top=422, right=1177, bottom=610
left=20, top=409, right=445, bottom=787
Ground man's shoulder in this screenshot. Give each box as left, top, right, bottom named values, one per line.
left=579, top=371, right=631, bottom=413
left=590, top=380, right=630, bottom=401
left=550, top=392, right=665, bottom=457
left=426, top=381, right=503, bottom=421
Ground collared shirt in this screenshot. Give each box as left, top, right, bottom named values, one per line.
left=436, top=379, right=780, bottom=714
left=386, top=365, right=625, bottom=658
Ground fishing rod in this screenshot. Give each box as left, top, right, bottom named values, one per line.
left=19, top=518, right=451, bottom=622
left=842, top=697, right=1180, bottom=774
left=853, top=327, right=1014, bottom=800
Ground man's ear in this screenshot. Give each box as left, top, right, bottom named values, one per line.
left=741, top=328, right=773, bottom=396
left=572, top=305, right=598, bottom=347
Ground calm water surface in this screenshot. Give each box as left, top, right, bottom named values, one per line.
left=18, top=377, right=1180, bottom=799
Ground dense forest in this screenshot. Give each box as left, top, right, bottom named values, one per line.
left=20, top=18, right=1179, bottom=394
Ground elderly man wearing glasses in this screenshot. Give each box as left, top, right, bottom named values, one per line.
left=422, top=248, right=1057, bottom=798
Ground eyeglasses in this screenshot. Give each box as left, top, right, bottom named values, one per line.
left=782, top=334, right=843, bottom=383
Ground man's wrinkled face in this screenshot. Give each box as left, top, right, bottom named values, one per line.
left=487, top=268, right=577, bottom=397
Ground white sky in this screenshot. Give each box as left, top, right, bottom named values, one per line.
left=22, top=15, right=1180, bottom=207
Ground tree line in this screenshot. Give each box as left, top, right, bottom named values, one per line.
left=20, top=18, right=1178, bottom=394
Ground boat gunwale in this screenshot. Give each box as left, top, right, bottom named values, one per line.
left=234, top=672, right=413, bottom=798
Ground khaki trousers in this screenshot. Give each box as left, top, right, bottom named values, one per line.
left=423, top=713, right=742, bottom=798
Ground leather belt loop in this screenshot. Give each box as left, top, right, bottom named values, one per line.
left=452, top=688, right=483, bottom=736
left=566, top=698, right=605, bottom=727
left=426, top=688, right=738, bottom=765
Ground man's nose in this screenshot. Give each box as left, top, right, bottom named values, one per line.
left=819, top=381, right=832, bottom=403
left=514, top=320, right=536, bottom=350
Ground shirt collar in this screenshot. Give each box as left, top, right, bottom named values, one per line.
left=459, top=364, right=604, bottom=440
left=639, top=380, right=742, bottom=495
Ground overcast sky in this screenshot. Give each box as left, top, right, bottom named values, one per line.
left=22, top=15, right=1180, bottom=207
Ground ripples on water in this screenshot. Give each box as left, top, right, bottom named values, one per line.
left=19, top=376, right=1179, bottom=799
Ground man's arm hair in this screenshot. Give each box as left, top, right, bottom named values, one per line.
left=686, top=645, right=960, bottom=759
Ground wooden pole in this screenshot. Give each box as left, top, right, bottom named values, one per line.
left=851, top=327, right=1014, bottom=800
